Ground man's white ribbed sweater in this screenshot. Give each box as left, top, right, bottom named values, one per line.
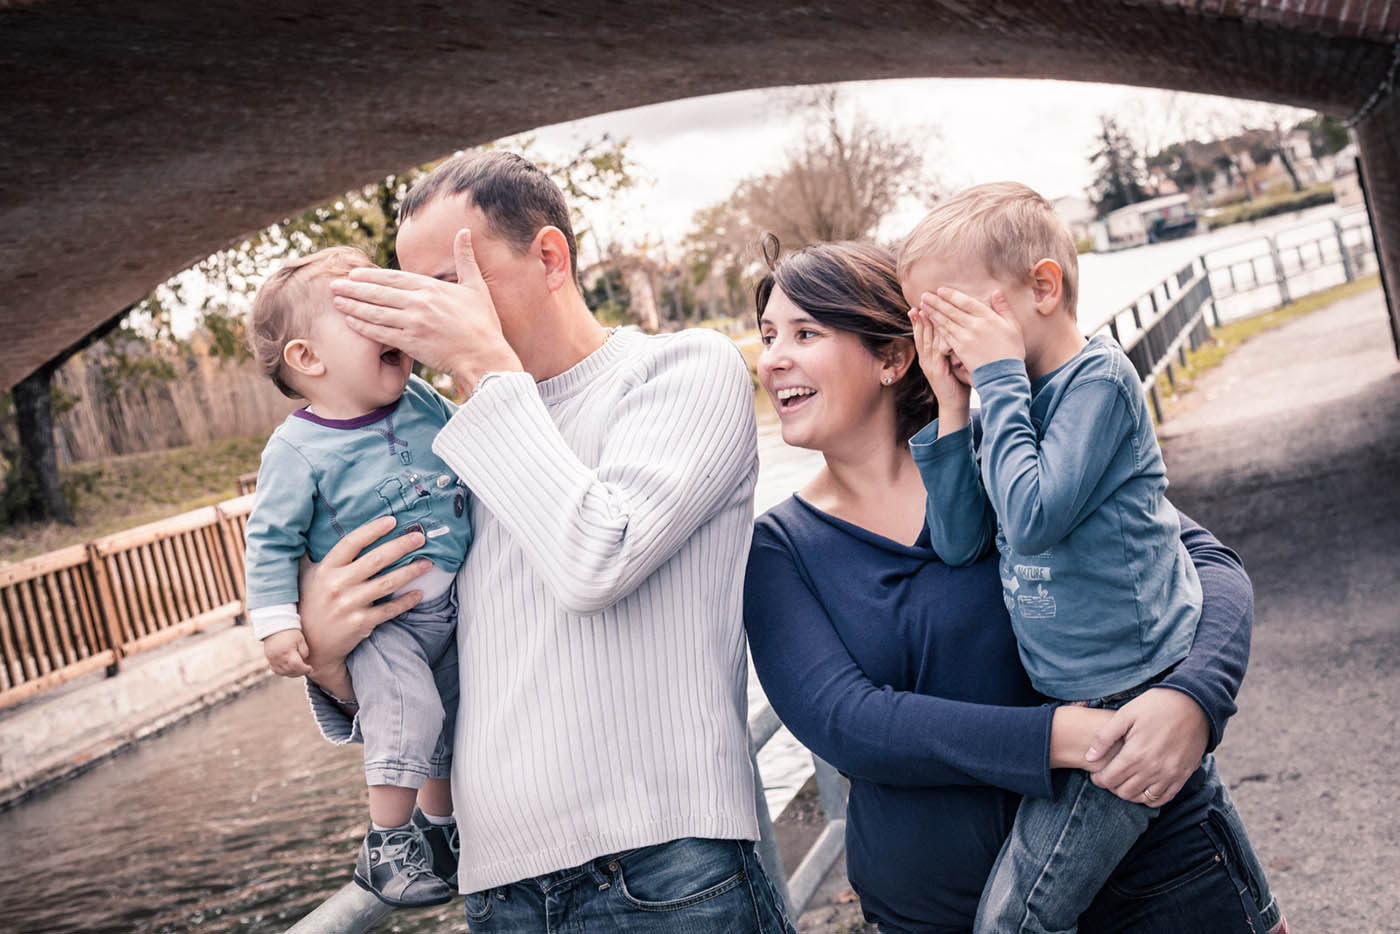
left=429, top=326, right=761, bottom=892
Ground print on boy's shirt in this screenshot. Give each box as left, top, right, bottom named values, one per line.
left=1018, top=584, right=1057, bottom=619
left=1002, top=551, right=1057, bottom=619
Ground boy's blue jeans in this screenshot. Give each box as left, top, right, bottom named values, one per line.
left=462, top=837, right=795, bottom=933
left=974, top=763, right=1157, bottom=934
left=974, top=676, right=1264, bottom=934
left=345, top=586, right=458, bottom=788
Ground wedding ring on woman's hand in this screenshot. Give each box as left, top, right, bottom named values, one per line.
left=1142, top=787, right=1161, bottom=802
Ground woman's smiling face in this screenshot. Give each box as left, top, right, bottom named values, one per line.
left=757, top=285, right=887, bottom=452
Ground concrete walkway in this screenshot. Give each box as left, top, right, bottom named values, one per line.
left=1160, top=287, right=1400, bottom=932
left=798, top=287, right=1400, bottom=932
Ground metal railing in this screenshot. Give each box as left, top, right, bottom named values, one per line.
left=1098, top=257, right=1217, bottom=423
left=1205, top=208, right=1375, bottom=312
left=1096, top=208, right=1378, bottom=423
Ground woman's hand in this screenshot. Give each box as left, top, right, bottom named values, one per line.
left=1083, top=687, right=1211, bottom=807
left=298, top=515, right=431, bottom=698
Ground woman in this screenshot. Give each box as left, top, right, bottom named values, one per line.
left=744, top=239, right=1284, bottom=933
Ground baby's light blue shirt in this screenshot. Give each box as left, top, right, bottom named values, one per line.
left=244, top=375, right=472, bottom=611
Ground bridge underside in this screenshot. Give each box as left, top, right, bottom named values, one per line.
left=3, top=0, right=1400, bottom=388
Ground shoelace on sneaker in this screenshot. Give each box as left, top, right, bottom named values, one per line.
left=371, top=827, right=435, bottom=879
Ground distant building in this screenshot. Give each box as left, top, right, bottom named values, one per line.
left=1095, top=193, right=1198, bottom=251
left=1052, top=195, right=1096, bottom=242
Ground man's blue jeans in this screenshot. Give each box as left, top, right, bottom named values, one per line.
left=462, top=837, right=795, bottom=933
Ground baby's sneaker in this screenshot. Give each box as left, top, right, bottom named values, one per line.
left=412, top=808, right=460, bottom=887
left=353, top=822, right=454, bottom=908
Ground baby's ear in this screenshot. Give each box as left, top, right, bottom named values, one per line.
left=283, top=338, right=325, bottom=379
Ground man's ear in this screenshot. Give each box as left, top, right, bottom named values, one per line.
left=1030, top=259, right=1065, bottom=317
left=282, top=338, right=325, bottom=380
left=534, top=226, right=574, bottom=292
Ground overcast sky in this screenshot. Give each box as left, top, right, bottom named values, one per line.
left=518, top=77, right=1312, bottom=262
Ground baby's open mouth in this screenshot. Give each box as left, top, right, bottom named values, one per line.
left=380, top=348, right=403, bottom=366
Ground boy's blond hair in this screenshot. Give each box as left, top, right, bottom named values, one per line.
left=248, top=246, right=375, bottom=398
left=897, top=182, right=1080, bottom=318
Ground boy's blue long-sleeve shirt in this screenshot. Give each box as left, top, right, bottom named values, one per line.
left=911, top=336, right=1201, bottom=699
left=743, top=497, right=1252, bottom=930
left=243, top=375, right=471, bottom=613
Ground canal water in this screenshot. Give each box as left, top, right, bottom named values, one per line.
left=0, top=410, right=824, bottom=934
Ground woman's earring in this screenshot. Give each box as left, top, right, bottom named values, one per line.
left=881, top=375, right=894, bottom=385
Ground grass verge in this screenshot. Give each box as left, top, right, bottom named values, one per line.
left=0, top=435, right=265, bottom=565
left=1155, top=273, right=1381, bottom=411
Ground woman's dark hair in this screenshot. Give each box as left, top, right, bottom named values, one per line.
left=755, top=234, right=936, bottom=444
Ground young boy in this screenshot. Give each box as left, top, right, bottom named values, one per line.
left=899, top=183, right=1203, bottom=933
left=244, top=246, right=471, bottom=908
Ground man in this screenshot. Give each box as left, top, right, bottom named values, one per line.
left=303, top=151, right=792, bottom=931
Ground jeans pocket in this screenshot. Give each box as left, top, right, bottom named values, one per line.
left=463, top=890, right=495, bottom=924
left=1100, top=821, right=1223, bottom=901
left=1203, top=806, right=1271, bottom=921
left=613, top=838, right=747, bottom=912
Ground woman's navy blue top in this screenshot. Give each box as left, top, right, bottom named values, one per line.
left=744, top=496, right=1252, bottom=932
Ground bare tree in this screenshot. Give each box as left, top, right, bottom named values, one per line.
left=745, top=86, right=929, bottom=246
left=682, top=86, right=931, bottom=320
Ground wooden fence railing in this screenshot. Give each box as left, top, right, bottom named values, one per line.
left=0, top=494, right=255, bottom=709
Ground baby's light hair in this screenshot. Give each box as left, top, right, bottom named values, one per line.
left=897, top=182, right=1080, bottom=317
left=248, top=246, right=376, bottom=398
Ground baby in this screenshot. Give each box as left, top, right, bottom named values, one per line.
left=899, top=183, right=1203, bottom=933
left=244, top=246, right=471, bottom=908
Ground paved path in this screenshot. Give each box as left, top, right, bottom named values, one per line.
left=798, top=287, right=1400, bottom=932
left=1160, top=288, right=1400, bottom=932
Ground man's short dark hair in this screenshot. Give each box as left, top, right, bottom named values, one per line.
left=400, top=151, right=578, bottom=282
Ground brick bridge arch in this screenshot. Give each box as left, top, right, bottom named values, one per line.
left=4, top=0, right=1400, bottom=388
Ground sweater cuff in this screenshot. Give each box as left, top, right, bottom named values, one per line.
left=434, top=370, right=544, bottom=473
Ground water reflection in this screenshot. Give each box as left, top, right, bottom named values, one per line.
left=0, top=677, right=468, bottom=933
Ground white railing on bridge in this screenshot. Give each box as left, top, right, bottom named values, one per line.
left=1096, top=207, right=1377, bottom=422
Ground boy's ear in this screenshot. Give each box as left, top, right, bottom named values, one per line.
left=282, top=338, right=325, bottom=380
left=1030, top=259, right=1065, bottom=317
left=534, top=226, right=573, bottom=292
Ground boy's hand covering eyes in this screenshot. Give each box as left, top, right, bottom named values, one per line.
left=921, top=287, right=1025, bottom=374
left=909, top=306, right=971, bottom=414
